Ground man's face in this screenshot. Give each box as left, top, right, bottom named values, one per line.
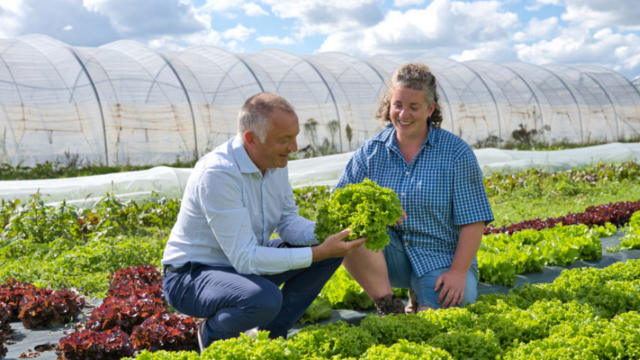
left=252, top=107, right=299, bottom=171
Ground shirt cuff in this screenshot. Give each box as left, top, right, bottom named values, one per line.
left=288, top=247, right=313, bottom=270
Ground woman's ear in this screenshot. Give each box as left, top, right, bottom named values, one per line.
left=427, top=101, right=437, bottom=119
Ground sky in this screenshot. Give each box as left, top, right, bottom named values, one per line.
left=0, top=0, right=639, bottom=79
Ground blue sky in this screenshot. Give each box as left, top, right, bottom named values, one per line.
left=1, top=0, right=639, bottom=78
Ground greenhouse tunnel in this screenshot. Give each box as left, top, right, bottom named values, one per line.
left=1, top=34, right=639, bottom=167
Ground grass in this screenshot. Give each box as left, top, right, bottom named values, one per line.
left=489, top=179, right=640, bottom=228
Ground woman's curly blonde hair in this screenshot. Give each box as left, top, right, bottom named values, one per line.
left=375, top=63, right=443, bottom=128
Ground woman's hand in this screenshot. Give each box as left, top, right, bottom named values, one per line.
left=434, top=269, right=467, bottom=308
left=389, top=209, right=407, bottom=226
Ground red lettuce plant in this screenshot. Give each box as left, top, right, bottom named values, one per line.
left=485, top=200, right=640, bottom=234
left=0, top=328, right=7, bottom=359
left=130, top=313, right=198, bottom=352
left=109, top=265, right=162, bottom=287
left=107, top=281, right=164, bottom=300
left=0, top=302, right=10, bottom=332
left=0, top=279, right=36, bottom=321
left=88, top=296, right=166, bottom=334
left=56, top=328, right=134, bottom=360
left=18, top=289, right=85, bottom=329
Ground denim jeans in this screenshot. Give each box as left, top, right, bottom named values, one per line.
left=162, top=239, right=342, bottom=348
left=382, top=228, right=478, bottom=309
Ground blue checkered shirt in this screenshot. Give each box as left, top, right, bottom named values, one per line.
left=335, top=123, right=494, bottom=277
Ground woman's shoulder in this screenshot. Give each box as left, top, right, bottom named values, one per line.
left=434, top=127, right=474, bottom=157
left=354, top=124, right=394, bottom=156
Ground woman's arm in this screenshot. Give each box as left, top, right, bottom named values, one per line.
left=433, top=221, right=484, bottom=308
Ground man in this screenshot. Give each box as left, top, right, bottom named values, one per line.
left=161, top=92, right=367, bottom=351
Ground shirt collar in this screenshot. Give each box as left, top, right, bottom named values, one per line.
left=231, top=136, right=261, bottom=174
left=375, top=122, right=439, bottom=149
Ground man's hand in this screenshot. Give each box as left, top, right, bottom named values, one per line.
left=434, top=269, right=467, bottom=308
left=312, top=229, right=367, bottom=262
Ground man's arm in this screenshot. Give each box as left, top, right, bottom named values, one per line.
left=199, top=168, right=313, bottom=275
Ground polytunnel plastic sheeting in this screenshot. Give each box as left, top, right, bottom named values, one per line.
left=242, top=49, right=347, bottom=153
left=162, top=46, right=267, bottom=152
left=464, top=60, right=545, bottom=146
left=417, top=56, right=502, bottom=145
left=1, top=142, right=640, bottom=206
left=575, top=65, right=640, bottom=140
left=99, top=40, right=198, bottom=163
left=543, top=64, right=619, bottom=142
left=0, top=37, right=107, bottom=165
left=305, top=52, right=387, bottom=151
left=0, top=166, right=191, bottom=207
left=2, top=34, right=640, bottom=168
left=503, top=62, right=586, bottom=144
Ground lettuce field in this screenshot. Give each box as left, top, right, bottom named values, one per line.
left=1, top=162, right=640, bottom=359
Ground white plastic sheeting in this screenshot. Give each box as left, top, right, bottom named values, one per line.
left=1, top=143, right=639, bottom=207
left=1, top=34, right=640, bottom=167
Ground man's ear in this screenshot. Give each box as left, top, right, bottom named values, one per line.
left=244, top=130, right=257, bottom=148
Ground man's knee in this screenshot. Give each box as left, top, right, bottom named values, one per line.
left=240, top=280, right=283, bottom=323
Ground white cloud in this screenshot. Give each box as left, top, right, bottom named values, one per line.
left=0, top=0, right=25, bottom=38
left=200, top=0, right=240, bottom=13
left=243, top=2, right=269, bottom=16
left=526, top=0, right=563, bottom=11
left=526, top=17, right=558, bottom=39
left=82, top=0, right=208, bottom=37
left=516, top=26, right=640, bottom=75
left=222, top=23, right=255, bottom=42
left=260, top=0, right=384, bottom=38
left=450, top=41, right=515, bottom=63
left=0, top=0, right=241, bottom=51
left=319, top=0, right=518, bottom=57
left=393, top=0, right=427, bottom=7
left=256, top=35, right=295, bottom=45
left=561, top=0, right=640, bottom=30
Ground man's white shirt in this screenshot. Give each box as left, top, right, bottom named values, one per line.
left=162, top=136, right=316, bottom=275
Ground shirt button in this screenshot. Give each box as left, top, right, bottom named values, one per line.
left=405, top=172, right=409, bottom=175
left=401, top=193, right=405, bottom=196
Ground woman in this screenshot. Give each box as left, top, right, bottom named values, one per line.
left=335, top=63, right=494, bottom=315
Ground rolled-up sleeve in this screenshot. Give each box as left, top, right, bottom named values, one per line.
left=198, top=169, right=312, bottom=275
left=452, top=146, right=494, bottom=226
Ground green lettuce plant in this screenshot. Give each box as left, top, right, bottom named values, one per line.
left=314, top=179, right=403, bottom=252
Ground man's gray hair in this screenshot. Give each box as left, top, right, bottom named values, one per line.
left=238, top=93, right=295, bottom=143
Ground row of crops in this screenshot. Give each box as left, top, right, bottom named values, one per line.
left=1, top=162, right=640, bottom=359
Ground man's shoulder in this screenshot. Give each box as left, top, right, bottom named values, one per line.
left=190, top=141, right=242, bottom=186
left=199, top=140, right=239, bottom=171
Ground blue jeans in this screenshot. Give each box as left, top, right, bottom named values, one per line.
left=162, top=239, right=342, bottom=348
left=382, top=228, right=478, bottom=309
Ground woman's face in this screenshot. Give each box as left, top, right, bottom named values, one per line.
left=389, top=86, right=435, bottom=142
